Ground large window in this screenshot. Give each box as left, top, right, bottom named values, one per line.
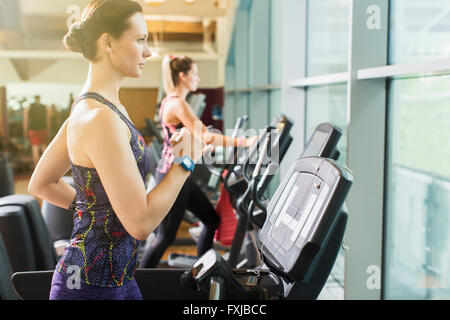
left=384, top=1, right=450, bottom=300
left=305, top=84, right=348, bottom=165
left=389, top=0, right=450, bottom=64
left=384, top=76, right=450, bottom=299
left=226, top=0, right=450, bottom=300
left=306, top=0, right=350, bottom=76
left=305, top=84, right=348, bottom=299
left=305, top=0, right=350, bottom=299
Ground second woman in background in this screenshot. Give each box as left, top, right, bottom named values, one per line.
left=139, top=55, right=257, bottom=268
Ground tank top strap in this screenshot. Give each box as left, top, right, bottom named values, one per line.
left=72, top=92, right=137, bottom=131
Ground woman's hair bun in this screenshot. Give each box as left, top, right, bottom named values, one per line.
left=62, top=0, right=143, bottom=61
left=63, top=22, right=85, bottom=53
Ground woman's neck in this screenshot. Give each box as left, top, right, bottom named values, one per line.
left=81, top=61, right=124, bottom=106
left=168, top=86, right=190, bottom=101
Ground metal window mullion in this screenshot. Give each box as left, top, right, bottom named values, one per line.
left=344, top=0, right=389, bottom=300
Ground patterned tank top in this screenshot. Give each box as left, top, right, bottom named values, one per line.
left=56, top=92, right=150, bottom=288
left=156, top=95, right=184, bottom=175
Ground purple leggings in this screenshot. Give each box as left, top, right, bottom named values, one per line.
left=49, top=271, right=143, bottom=300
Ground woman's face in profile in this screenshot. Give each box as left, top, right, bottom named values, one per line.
left=109, top=12, right=151, bottom=78
left=183, top=63, right=200, bottom=92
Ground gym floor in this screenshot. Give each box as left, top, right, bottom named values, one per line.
left=13, top=175, right=343, bottom=300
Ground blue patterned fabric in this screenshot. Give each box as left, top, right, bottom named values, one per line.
left=55, top=92, right=150, bottom=288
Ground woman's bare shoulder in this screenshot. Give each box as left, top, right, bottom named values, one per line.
left=165, top=97, right=193, bottom=118
left=68, top=99, right=129, bottom=151
left=70, top=99, right=125, bottom=131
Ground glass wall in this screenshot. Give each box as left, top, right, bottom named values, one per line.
left=305, top=0, right=350, bottom=298
left=305, top=84, right=348, bottom=165
left=224, top=0, right=282, bottom=198
left=384, top=0, right=450, bottom=299
left=305, top=83, right=348, bottom=298
left=389, top=0, right=450, bottom=64
left=384, top=76, right=450, bottom=299
left=306, top=0, right=350, bottom=76
left=225, top=0, right=450, bottom=300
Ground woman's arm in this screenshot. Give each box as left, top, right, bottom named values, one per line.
left=77, top=101, right=203, bottom=241
left=169, top=98, right=256, bottom=147
left=28, top=119, right=76, bottom=209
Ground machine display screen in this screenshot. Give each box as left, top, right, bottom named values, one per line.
left=269, top=172, right=329, bottom=255
left=302, top=130, right=328, bottom=158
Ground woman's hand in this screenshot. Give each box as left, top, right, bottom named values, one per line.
left=244, top=136, right=259, bottom=148
left=170, top=127, right=205, bottom=163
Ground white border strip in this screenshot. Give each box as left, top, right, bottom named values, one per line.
left=358, top=58, right=450, bottom=80
left=288, top=72, right=348, bottom=88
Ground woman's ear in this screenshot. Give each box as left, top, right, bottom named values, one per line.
left=99, top=33, right=113, bottom=54
left=179, top=71, right=187, bottom=83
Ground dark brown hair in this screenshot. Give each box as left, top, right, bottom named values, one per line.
left=63, top=0, right=143, bottom=61
left=162, top=55, right=194, bottom=93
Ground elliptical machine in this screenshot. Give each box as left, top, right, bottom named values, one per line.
left=179, top=125, right=351, bottom=300
left=227, top=123, right=343, bottom=269
left=167, top=114, right=293, bottom=268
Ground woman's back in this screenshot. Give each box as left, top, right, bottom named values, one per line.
left=60, top=92, right=151, bottom=287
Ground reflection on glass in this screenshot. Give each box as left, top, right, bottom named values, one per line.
left=306, top=84, right=347, bottom=297
left=390, top=0, right=450, bottom=64
left=385, top=76, right=450, bottom=299
left=307, top=0, right=350, bottom=76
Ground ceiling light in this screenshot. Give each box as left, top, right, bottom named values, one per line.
left=215, top=0, right=227, bottom=10
left=145, top=0, right=166, bottom=7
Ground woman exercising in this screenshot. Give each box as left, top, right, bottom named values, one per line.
left=139, top=55, right=258, bottom=268
left=27, top=0, right=204, bottom=300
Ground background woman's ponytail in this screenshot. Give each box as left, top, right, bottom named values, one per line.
left=162, top=55, right=175, bottom=94
left=161, top=55, right=194, bottom=94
